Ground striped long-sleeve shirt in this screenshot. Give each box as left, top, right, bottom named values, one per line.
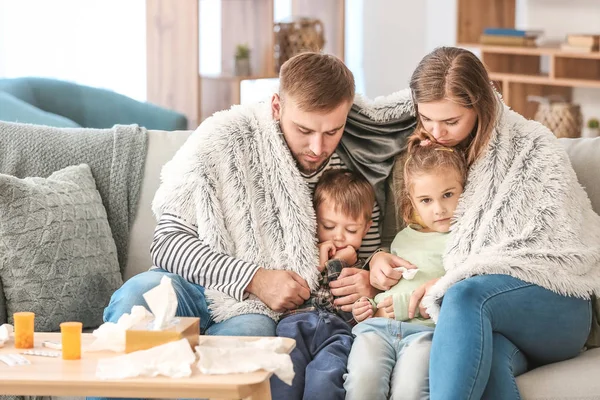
left=150, top=152, right=382, bottom=301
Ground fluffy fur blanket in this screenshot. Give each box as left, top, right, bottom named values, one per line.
left=152, top=91, right=415, bottom=322
left=423, top=105, right=600, bottom=321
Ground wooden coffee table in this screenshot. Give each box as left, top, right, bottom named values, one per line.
left=0, top=332, right=295, bottom=399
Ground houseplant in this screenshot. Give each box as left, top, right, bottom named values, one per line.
left=234, top=44, right=251, bottom=76
left=585, top=117, right=600, bottom=138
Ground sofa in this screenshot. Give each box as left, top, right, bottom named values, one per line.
left=0, top=78, right=188, bottom=131
left=109, top=130, right=600, bottom=399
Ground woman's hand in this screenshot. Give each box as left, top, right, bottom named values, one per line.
left=352, top=296, right=373, bottom=322
left=369, top=251, right=417, bottom=291
left=407, top=277, right=440, bottom=319
left=376, top=296, right=395, bottom=318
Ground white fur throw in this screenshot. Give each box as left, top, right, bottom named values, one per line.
left=152, top=91, right=414, bottom=322
left=152, top=102, right=318, bottom=321
left=423, top=105, right=600, bottom=321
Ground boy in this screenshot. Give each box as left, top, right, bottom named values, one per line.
left=271, top=168, right=376, bottom=400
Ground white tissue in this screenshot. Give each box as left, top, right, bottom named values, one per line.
left=0, top=324, right=13, bottom=348
left=96, top=338, right=196, bottom=379
left=393, top=267, right=419, bottom=280
left=196, top=337, right=295, bottom=385
left=88, top=305, right=153, bottom=352
left=143, top=276, right=178, bottom=330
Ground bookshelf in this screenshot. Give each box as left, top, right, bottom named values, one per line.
left=146, top=0, right=346, bottom=128
left=457, top=0, right=600, bottom=119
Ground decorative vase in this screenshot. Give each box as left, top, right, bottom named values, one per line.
left=583, top=127, right=600, bottom=138
left=234, top=58, right=251, bottom=77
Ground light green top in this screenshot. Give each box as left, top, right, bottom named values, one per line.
left=372, top=226, right=448, bottom=327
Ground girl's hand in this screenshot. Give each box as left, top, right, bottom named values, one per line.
left=376, top=296, right=395, bottom=318
left=407, top=277, right=440, bottom=319
left=317, top=241, right=336, bottom=272
left=369, top=251, right=417, bottom=291
left=352, top=296, right=373, bottom=322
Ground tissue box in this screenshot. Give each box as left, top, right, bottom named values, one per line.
left=125, top=317, right=200, bottom=353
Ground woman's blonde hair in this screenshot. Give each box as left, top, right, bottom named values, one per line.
left=399, top=137, right=468, bottom=226
left=410, top=47, right=499, bottom=166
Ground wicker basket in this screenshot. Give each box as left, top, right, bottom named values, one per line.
left=534, top=102, right=582, bottom=139
left=274, top=17, right=325, bottom=73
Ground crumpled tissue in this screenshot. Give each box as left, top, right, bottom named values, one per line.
left=394, top=266, right=419, bottom=280
left=88, top=305, right=153, bottom=352
left=96, top=338, right=196, bottom=379
left=0, top=324, right=13, bottom=347
left=88, top=276, right=179, bottom=352
left=196, top=337, right=295, bottom=385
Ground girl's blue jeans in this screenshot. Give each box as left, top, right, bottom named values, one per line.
left=344, top=318, right=434, bottom=400
left=430, top=274, right=591, bottom=400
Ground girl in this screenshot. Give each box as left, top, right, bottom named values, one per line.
left=369, top=47, right=600, bottom=399
left=344, top=141, right=467, bottom=400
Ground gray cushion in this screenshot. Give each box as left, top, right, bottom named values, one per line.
left=0, top=164, right=122, bottom=331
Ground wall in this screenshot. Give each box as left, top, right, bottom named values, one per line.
left=0, top=0, right=146, bottom=101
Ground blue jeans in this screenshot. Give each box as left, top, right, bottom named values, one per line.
left=430, top=274, right=592, bottom=400
left=344, top=318, right=434, bottom=400
left=88, top=268, right=276, bottom=400
left=271, top=311, right=353, bottom=400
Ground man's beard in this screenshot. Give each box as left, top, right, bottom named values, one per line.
left=295, top=153, right=327, bottom=174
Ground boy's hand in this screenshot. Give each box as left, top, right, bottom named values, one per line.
left=334, top=245, right=358, bottom=266
left=317, top=241, right=336, bottom=272
left=376, top=296, right=395, bottom=318
left=352, top=296, right=373, bottom=322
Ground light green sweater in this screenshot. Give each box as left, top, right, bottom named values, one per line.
left=372, top=226, right=448, bottom=327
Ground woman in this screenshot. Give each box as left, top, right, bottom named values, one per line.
left=369, top=46, right=600, bottom=399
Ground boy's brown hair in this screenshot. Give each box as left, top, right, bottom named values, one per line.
left=314, top=169, right=375, bottom=223
left=279, top=52, right=355, bottom=113
left=399, top=137, right=468, bottom=225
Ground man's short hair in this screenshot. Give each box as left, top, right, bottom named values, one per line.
left=279, top=52, right=355, bottom=112
left=313, top=169, right=374, bottom=223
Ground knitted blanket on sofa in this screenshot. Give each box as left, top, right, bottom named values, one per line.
left=0, top=121, right=147, bottom=273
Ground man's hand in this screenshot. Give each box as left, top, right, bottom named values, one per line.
left=352, top=296, right=373, bottom=322
left=407, top=277, right=440, bottom=319
left=246, top=268, right=311, bottom=312
left=329, top=268, right=378, bottom=312
left=334, top=245, right=358, bottom=266
left=369, top=251, right=416, bottom=291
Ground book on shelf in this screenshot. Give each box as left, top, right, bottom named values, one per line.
left=560, top=43, right=597, bottom=53
left=480, top=34, right=537, bottom=47
left=566, top=34, right=600, bottom=50
left=483, top=28, right=543, bottom=38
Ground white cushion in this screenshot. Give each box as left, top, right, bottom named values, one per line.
left=124, top=129, right=191, bottom=281
left=517, top=348, right=600, bottom=399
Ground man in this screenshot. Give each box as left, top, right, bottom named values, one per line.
left=102, top=52, right=381, bottom=336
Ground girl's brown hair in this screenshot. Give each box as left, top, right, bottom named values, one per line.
left=410, top=47, right=499, bottom=166
left=399, top=138, right=468, bottom=226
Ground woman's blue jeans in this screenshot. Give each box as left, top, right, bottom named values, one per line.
left=429, top=274, right=591, bottom=400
